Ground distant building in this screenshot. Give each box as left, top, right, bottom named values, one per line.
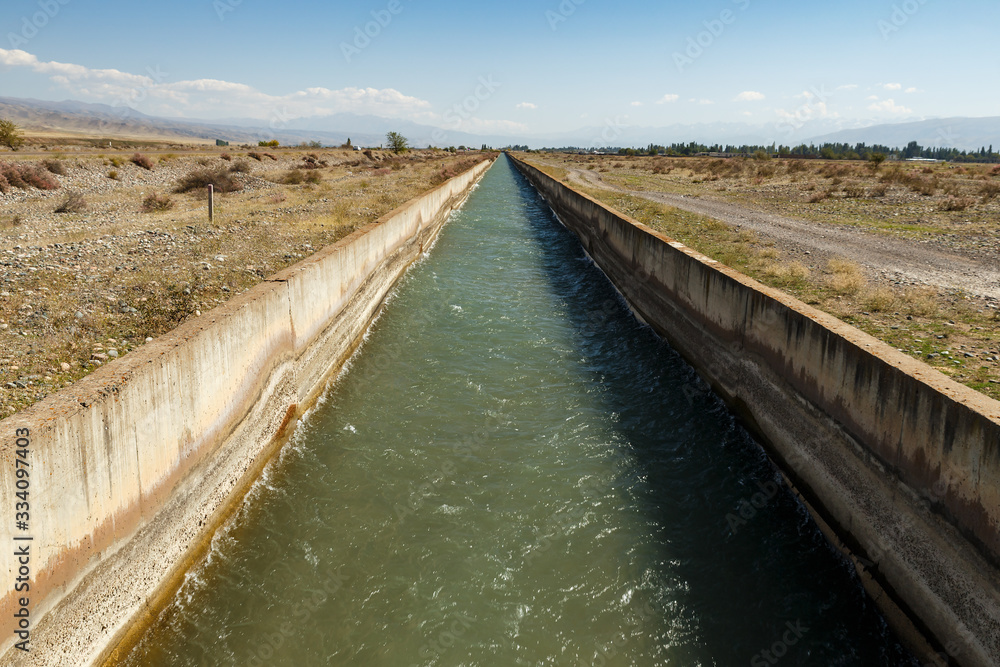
left=216, top=139, right=230, bottom=147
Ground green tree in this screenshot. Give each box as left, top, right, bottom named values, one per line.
left=868, top=152, right=887, bottom=173
left=0, top=119, right=24, bottom=151
left=386, top=131, right=409, bottom=154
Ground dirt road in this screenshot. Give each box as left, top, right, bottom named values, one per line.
left=567, top=168, right=1000, bottom=304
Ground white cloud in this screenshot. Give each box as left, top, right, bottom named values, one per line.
left=905, top=87, right=921, bottom=94
left=883, top=83, right=902, bottom=91
left=868, top=98, right=912, bottom=114
left=630, top=101, right=643, bottom=107
left=734, top=91, right=765, bottom=102
left=866, top=95, right=880, bottom=101
left=0, top=47, right=465, bottom=127
left=836, top=84, right=858, bottom=91
left=656, top=94, right=680, bottom=104
left=516, top=102, right=537, bottom=110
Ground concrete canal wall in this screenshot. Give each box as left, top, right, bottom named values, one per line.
left=0, top=158, right=493, bottom=666
left=510, top=153, right=1000, bottom=667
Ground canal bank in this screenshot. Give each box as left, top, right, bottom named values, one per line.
left=0, top=158, right=493, bottom=666
left=123, top=156, right=917, bottom=666
left=510, top=153, right=1000, bottom=667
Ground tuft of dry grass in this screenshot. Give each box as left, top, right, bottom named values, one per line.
left=827, top=258, right=866, bottom=294
left=862, top=287, right=898, bottom=312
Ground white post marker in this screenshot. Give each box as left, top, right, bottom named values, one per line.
left=208, top=184, right=214, bottom=222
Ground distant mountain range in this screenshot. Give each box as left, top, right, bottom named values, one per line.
left=808, top=117, right=1000, bottom=151
left=2, top=96, right=999, bottom=153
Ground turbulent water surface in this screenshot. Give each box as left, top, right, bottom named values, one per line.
left=125, top=157, right=916, bottom=666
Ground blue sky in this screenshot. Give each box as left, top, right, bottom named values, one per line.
left=1, top=0, right=997, bottom=139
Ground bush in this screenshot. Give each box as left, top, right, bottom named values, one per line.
left=979, top=181, right=1000, bottom=201
left=808, top=189, right=832, bottom=203
left=263, top=152, right=278, bottom=161
left=279, top=169, right=321, bottom=185
left=108, top=170, right=119, bottom=180
left=229, top=159, right=252, bottom=173
left=939, top=197, right=975, bottom=211
left=174, top=167, right=243, bottom=194
left=141, top=192, right=174, bottom=212
left=220, top=152, right=232, bottom=161
left=0, top=162, right=59, bottom=191
left=131, top=153, right=154, bottom=170
left=248, top=151, right=263, bottom=161
left=54, top=192, right=86, bottom=213
left=43, top=159, right=66, bottom=175
left=110, top=156, right=123, bottom=167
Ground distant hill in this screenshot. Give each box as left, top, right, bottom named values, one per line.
left=807, top=117, right=1000, bottom=152
left=0, top=96, right=508, bottom=148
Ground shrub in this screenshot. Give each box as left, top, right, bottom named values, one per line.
left=54, top=192, right=86, bottom=213
left=229, top=159, right=252, bottom=173
left=808, top=189, right=832, bottom=203
left=43, top=159, right=66, bottom=175
left=248, top=151, right=263, bottom=161
left=939, top=196, right=975, bottom=211
left=108, top=170, right=119, bottom=180
left=979, top=181, right=1000, bottom=201
left=220, top=152, right=232, bottom=161
left=842, top=183, right=866, bottom=198
left=992, top=165, right=1000, bottom=176
left=0, top=162, right=59, bottom=190
left=279, top=169, right=321, bottom=185
left=870, top=183, right=888, bottom=197
left=141, top=192, right=174, bottom=212
left=263, top=153, right=278, bottom=161
left=109, top=156, right=123, bottom=167
left=131, top=153, right=154, bottom=170
left=174, top=167, right=243, bottom=194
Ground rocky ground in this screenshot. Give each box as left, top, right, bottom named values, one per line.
left=0, top=147, right=493, bottom=419
left=522, top=152, right=1000, bottom=400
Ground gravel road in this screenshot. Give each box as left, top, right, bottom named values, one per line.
left=568, top=168, right=1000, bottom=304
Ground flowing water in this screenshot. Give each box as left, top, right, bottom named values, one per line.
left=125, top=157, right=917, bottom=666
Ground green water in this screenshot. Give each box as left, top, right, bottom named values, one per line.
left=125, top=157, right=916, bottom=666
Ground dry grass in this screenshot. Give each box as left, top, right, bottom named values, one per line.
left=826, top=258, right=866, bottom=294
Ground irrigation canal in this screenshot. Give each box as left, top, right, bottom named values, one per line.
left=124, top=157, right=916, bottom=666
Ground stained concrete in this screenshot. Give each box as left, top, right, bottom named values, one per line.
left=511, top=154, right=1000, bottom=667
left=0, top=158, right=493, bottom=666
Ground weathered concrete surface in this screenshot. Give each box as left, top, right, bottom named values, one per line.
left=511, top=154, right=1000, bottom=667
left=0, top=158, right=493, bottom=666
